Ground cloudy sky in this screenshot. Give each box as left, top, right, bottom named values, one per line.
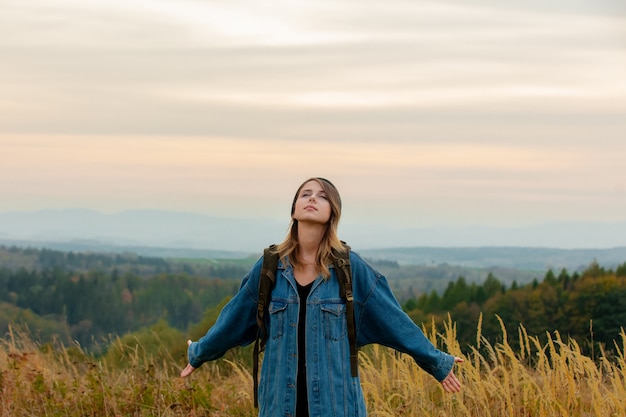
left=1, top=0, right=625, bottom=248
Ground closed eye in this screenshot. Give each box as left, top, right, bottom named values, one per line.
left=299, top=189, right=326, bottom=199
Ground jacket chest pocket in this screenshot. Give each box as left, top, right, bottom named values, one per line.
left=269, top=301, right=288, bottom=339
left=321, top=303, right=347, bottom=341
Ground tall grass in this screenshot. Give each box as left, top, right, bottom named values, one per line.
left=1, top=317, right=624, bottom=416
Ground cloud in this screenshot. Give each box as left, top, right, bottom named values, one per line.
left=0, top=0, right=625, bottom=233
left=1, top=0, right=624, bottom=139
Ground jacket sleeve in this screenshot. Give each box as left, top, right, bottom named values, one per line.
left=187, top=257, right=261, bottom=368
left=353, top=253, right=454, bottom=382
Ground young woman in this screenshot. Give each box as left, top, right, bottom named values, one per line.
left=181, top=177, right=463, bottom=416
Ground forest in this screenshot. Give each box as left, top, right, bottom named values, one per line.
left=0, top=245, right=250, bottom=350
left=403, top=261, right=626, bottom=356
left=1, top=244, right=625, bottom=358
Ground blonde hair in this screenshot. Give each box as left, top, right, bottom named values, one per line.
left=274, top=177, right=344, bottom=278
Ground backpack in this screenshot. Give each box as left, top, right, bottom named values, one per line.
left=252, top=243, right=358, bottom=408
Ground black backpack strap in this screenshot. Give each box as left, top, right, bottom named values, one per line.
left=333, top=243, right=358, bottom=377
left=253, top=245, right=278, bottom=408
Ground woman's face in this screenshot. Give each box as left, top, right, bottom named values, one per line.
left=292, top=180, right=332, bottom=225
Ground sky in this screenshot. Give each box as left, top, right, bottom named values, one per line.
left=1, top=0, right=626, bottom=248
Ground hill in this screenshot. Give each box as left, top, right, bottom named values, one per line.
left=2, top=209, right=626, bottom=253
left=357, top=246, right=626, bottom=271
left=2, top=236, right=623, bottom=273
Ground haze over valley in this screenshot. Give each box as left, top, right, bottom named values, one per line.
left=1, top=209, right=625, bottom=271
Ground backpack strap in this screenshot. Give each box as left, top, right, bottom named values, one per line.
left=253, top=244, right=278, bottom=408
left=333, top=243, right=358, bottom=377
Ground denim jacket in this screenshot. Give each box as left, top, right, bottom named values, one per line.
left=187, top=251, right=454, bottom=417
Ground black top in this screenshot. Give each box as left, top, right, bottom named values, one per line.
left=296, top=281, right=313, bottom=417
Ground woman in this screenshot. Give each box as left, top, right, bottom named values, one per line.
left=181, top=177, right=463, bottom=416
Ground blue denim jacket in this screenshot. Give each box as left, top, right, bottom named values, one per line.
left=187, top=251, right=454, bottom=417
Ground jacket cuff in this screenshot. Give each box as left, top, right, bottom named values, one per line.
left=187, top=341, right=202, bottom=369
left=432, top=352, right=455, bottom=381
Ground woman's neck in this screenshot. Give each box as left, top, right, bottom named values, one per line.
left=296, top=222, right=325, bottom=262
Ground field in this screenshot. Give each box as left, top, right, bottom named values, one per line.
left=1, top=316, right=624, bottom=417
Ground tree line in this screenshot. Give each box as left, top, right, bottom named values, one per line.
left=1, top=245, right=625, bottom=358
left=403, top=261, right=626, bottom=356
left=0, top=246, right=251, bottom=349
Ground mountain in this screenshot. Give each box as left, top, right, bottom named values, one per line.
left=0, top=209, right=286, bottom=253
left=1, top=209, right=626, bottom=270
left=357, top=246, right=626, bottom=271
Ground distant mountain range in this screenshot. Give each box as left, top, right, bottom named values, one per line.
left=357, top=246, right=626, bottom=272
left=0, top=209, right=285, bottom=253
left=1, top=209, right=625, bottom=271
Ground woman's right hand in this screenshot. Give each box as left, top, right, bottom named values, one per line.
left=180, top=340, right=196, bottom=378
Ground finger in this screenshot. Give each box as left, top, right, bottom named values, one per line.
left=180, top=364, right=195, bottom=378
left=454, top=357, right=464, bottom=364
left=450, top=379, right=461, bottom=392
left=450, top=375, right=461, bottom=392
left=187, top=339, right=192, bottom=346
left=444, top=381, right=459, bottom=393
left=442, top=373, right=461, bottom=393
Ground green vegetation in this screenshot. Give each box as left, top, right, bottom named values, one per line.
left=0, top=246, right=249, bottom=350
left=403, top=261, right=626, bottom=356
left=1, top=245, right=625, bottom=359
left=1, top=244, right=625, bottom=415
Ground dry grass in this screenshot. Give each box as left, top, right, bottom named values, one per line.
left=359, top=314, right=626, bottom=417
left=1, top=316, right=625, bottom=416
